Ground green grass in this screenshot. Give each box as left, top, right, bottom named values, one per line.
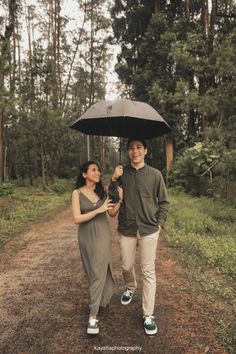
left=215, top=317, right=236, bottom=353
left=0, top=184, right=71, bottom=250
left=166, top=189, right=236, bottom=278
left=166, top=188, right=236, bottom=353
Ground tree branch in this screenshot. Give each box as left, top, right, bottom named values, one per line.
left=200, top=160, right=219, bottom=176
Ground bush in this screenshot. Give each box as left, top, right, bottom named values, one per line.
left=0, top=183, right=15, bottom=196
left=170, top=140, right=236, bottom=201
left=49, top=179, right=72, bottom=195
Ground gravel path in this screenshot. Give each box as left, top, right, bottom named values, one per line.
left=0, top=207, right=226, bottom=354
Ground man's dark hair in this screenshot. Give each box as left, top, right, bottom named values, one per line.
left=127, top=138, right=147, bottom=149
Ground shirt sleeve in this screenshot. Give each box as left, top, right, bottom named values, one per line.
left=156, top=173, right=169, bottom=227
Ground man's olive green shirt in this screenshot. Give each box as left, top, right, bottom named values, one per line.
left=112, top=164, right=169, bottom=237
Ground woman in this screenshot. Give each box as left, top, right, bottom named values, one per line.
left=72, top=161, right=123, bottom=335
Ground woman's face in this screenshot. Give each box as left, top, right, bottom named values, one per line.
left=83, top=164, right=101, bottom=183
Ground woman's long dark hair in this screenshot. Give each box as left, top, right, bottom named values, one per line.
left=74, top=161, right=106, bottom=200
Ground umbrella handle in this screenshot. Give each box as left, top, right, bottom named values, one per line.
left=108, top=177, right=122, bottom=203
left=119, top=137, right=122, bottom=164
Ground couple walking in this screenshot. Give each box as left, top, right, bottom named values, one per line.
left=72, top=138, right=169, bottom=336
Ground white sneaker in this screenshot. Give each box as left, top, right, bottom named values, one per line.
left=87, top=319, right=99, bottom=334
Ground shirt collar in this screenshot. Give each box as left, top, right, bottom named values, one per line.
left=129, top=164, right=147, bottom=172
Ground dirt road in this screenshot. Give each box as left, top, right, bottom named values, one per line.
left=0, top=207, right=226, bottom=354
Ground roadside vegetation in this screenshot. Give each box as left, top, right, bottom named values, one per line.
left=166, top=189, right=236, bottom=353
left=0, top=179, right=72, bottom=251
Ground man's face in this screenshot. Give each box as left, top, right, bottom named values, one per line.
left=128, top=140, right=147, bottom=166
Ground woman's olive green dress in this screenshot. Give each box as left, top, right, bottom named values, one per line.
left=77, top=191, right=115, bottom=316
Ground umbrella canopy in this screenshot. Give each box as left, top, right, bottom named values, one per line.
left=69, top=99, right=171, bottom=139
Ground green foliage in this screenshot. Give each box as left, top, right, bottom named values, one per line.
left=170, top=134, right=236, bottom=199
left=200, top=280, right=235, bottom=301
left=111, top=0, right=236, bottom=200
left=2, top=0, right=114, bottom=185
left=167, top=189, right=236, bottom=278
left=0, top=183, right=15, bottom=196
left=49, top=178, right=73, bottom=195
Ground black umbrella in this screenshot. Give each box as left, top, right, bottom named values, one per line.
left=70, top=99, right=172, bottom=202
left=69, top=98, right=171, bottom=139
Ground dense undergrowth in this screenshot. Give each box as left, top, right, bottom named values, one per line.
left=166, top=188, right=236, bottom=352
left=166, top=188, right=236, bottom=278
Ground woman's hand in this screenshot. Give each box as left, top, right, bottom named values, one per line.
left=117, top=186, right=123, bottom=202
left=97, top=197, right=114, bottom=214
left=111, top=165, right=123, bottom=181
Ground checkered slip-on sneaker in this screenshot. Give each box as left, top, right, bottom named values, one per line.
left=143, top=315, right=157, bottom=335
left=87, top=319, right=99, bottom=335
left=121, top=289, right=134, bottom=305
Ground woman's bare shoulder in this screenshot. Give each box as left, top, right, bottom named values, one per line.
left=72, top=188, right=81, bottom=196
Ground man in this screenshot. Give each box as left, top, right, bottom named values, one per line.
left=109, top=138, right=169, bottom=335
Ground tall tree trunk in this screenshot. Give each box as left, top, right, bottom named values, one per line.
left=153, top=0, right=174, bottom=177
left=52, top=0, right=58, bottom=108
left=209, top=0, right=216, bottom=57
left=100, top=136, right=105, bottom=171
left=9, top=16, right=16, bottom=93
left=87, top=0, right=95, bottom=160
left=0, top=111, right=4, bottom=182
left=165, top=135, right=174, bottom=185
left=87, top=136, right=91, bottom=160
left=16, top=18, right=22, bottom=91
left=201, top=0, right=209, bottom=35
left=40, top=139, right=46, bottom=189
left=26, top=133, right=33, bottom=185
left=0, top=57, right=5, bottom=181
left=56, top=0, right=62, bottom=106
left=0, top=0, right=16, bottom=182
left=188, top=77, right=196, bottom=139
left=62, top=9, right=86, bottom=108
left=10, top=7, right=18, bottom=180
left=89, top=0, right=95, bottom=106
left=154, top=0, right=161, bottom=13
left=50, top=0, right=61, bottom=109
left=185, top=0, right=190, bottom=18
left=26, top=4, right=35, bottom=112
left=201, top=0, right=210, bottom=138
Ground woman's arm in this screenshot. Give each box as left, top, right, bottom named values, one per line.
left=72, top=190, right=114, bottom=224
left=108, top=201, right=122, bottom=217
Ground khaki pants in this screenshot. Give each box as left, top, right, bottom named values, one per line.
left=119, top=230, right=160, bottom=316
